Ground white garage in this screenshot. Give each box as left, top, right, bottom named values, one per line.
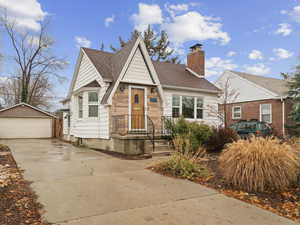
left=0, top=103, right=56, bottom=139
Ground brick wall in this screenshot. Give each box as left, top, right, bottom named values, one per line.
left=223, top=99, right=292, bottom=136
left=110, top=83, right=163, bottom=134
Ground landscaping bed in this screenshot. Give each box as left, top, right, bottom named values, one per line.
left=149, top=153, right=300, bottom=222
left=0, top=144, right=49, bottom=225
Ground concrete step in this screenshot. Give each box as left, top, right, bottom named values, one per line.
left=152, top=150, right=172, bottom=157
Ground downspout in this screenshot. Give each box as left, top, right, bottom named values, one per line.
left=281, top=97, right=285, bottom=137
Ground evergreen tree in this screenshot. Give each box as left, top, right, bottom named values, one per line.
left=286, top=65, right=300, bottom=135
left=110, top=25, right=180, bottom=64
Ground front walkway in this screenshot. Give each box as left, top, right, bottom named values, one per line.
left=1, top=139, right=297, bottom=225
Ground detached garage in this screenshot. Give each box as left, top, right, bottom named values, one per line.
left=0, top=103, right=57, bottom=139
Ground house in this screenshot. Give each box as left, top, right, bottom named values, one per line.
left=0, top=102, right=57, bottom=139
left=215, top=70, right=292, bottom=136
left=62, top=35, right=221, bottom=155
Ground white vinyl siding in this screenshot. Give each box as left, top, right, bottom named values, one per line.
left=74, top=53, right=103, bottom=91
left=69, top=53, right=110, bottom=139
left=62, top=112, right=70, bottom=135
left=164, top=89, right=219, bottom=126
left=215, top=71, right=276, bottom=103
left=122, top=47, right=154, bottom=85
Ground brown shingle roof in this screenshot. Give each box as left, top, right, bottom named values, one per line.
left=230, top=71, right=289, bottom=96
left=81, top=38, right=220, bottom=103
left=152, top=61, right=220, bottom=92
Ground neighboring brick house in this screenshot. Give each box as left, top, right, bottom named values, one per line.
left=61, top=35, right=221, bottom=155
left=216, top=70, right=292, bottom=136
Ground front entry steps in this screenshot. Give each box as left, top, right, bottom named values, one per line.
left=151, top=139, right=173, bottom=157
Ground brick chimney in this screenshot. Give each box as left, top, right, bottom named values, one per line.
left=187, top=43, right=205, bottom=76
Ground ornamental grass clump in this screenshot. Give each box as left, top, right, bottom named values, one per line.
left=219, top=136, right=300, bottom=192
left=156, top=152, right=210, bottom=180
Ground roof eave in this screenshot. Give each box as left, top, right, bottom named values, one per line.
left=162, top=85, right=221, bottom=94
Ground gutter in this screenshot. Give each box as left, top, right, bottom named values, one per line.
left=162, top=85, right=221, bottom=94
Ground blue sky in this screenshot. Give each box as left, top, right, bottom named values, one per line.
left=1, top=0, right=300, bottom=107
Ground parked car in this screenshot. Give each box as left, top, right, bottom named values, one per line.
left=229, top=120, right=272, bottom=137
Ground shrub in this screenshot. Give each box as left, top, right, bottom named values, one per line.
left=156, top=152, right=210, bottom=179
left=219, top=136, right=300, bottom=192
left=165, top=117, right=212, bottom=153
left=205, top=127, right=239, bottom=152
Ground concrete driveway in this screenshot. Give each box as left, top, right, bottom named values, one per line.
left=1, top=139, right=297, bottom=225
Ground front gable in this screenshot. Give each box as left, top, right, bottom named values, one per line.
left=121, top=46, right=154, bottom=85
left=73, top=52, right=102, bottom=91
left=215, top=71, right=277, bottom=103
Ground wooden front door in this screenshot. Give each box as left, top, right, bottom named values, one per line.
left=131, top=88, right=145, bottom=130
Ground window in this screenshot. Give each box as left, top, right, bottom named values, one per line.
left=172, top=95, right=204, bottom=119
left=260, top=104, right=272, bottom=123
left=172, top=95, right=180, bottom=118
left=134, top=94, right=139, bottom=104
left=182, top=96, right=194, bottom=119
left=78, top=95, right=83, bottom=118
left=88, top=92, right=99, bottom=117
left=232, top=106, right=241, bottom=119
left=196, top=98, right=204, bottom=119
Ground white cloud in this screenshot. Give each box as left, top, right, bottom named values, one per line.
left=280, top=10, right=288, bottom=15
left=104, top=15, right=115, bottom=27
left=131, top=3, right=163, bottom=31
left=227, top=51, right=236, bottom=57
left=74, top=36, right=91, bottom=48
left=290, top=5, right=300, bottom=22
left=273, top=48, right=293, bottom=59
left=168, top=4, right=189, bottom=12
left=0, top=0, right=47, bottom=31
left=248, top=50, right=263, bottom=60
left=244, top=63, right=270, bottom=75
left=275, top=23, right=292, bottom=36
left=162, top=11, right=230, bottom=46
left=205, top=57, right=237, bottom=77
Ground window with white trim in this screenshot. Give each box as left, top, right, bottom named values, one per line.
left=88, top=92, right=99, bottom=117
left=232, top=106, right=241, bottom=119
left=172, top=95, right=204, bottom=119
left=260, top=104, right=272, bottom=123
left=172, top=95, right=180, bottom=118
left=78, top=95, right=83, bottom=118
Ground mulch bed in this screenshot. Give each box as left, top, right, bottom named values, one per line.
left=149, top=153, right=300, bottom=222
left=0, top=144, right=50, bottom=225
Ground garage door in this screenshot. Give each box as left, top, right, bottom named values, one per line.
left=0, top=118, right=52, bottom=138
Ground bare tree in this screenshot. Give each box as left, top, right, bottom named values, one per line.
left=0, top=14, right=67, bottom=108
left=207, top=76, right=239, bottom=128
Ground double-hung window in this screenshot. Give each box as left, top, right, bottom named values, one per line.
left=260, top=104, right=272, bottom=123
left=172, top=95, right=204, bottom=119
left=232, top=106, right=241, bottom=119
left=88, top=92, right=99, bottom=117
left=78, top=95, right=83, bottom=119
left=172, top=95, right=180, bottom=118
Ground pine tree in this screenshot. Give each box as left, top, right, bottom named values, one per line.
left=110, top=25, right=180, bottom=64
left=286, top=65, right=300, bottom=135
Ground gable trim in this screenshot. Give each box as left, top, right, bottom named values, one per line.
left=66, top=48, right=105, bottom=100
left=0, top=103, right=57, bottom=118
left=106, top=35, right=164, bottom=105
left=121, top=46, right=155, bottom=84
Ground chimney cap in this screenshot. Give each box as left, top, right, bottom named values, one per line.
left=190, top=43, right=202, bottom=50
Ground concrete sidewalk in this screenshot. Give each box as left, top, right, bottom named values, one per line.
left=1, top=139, right=297, bottom=225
